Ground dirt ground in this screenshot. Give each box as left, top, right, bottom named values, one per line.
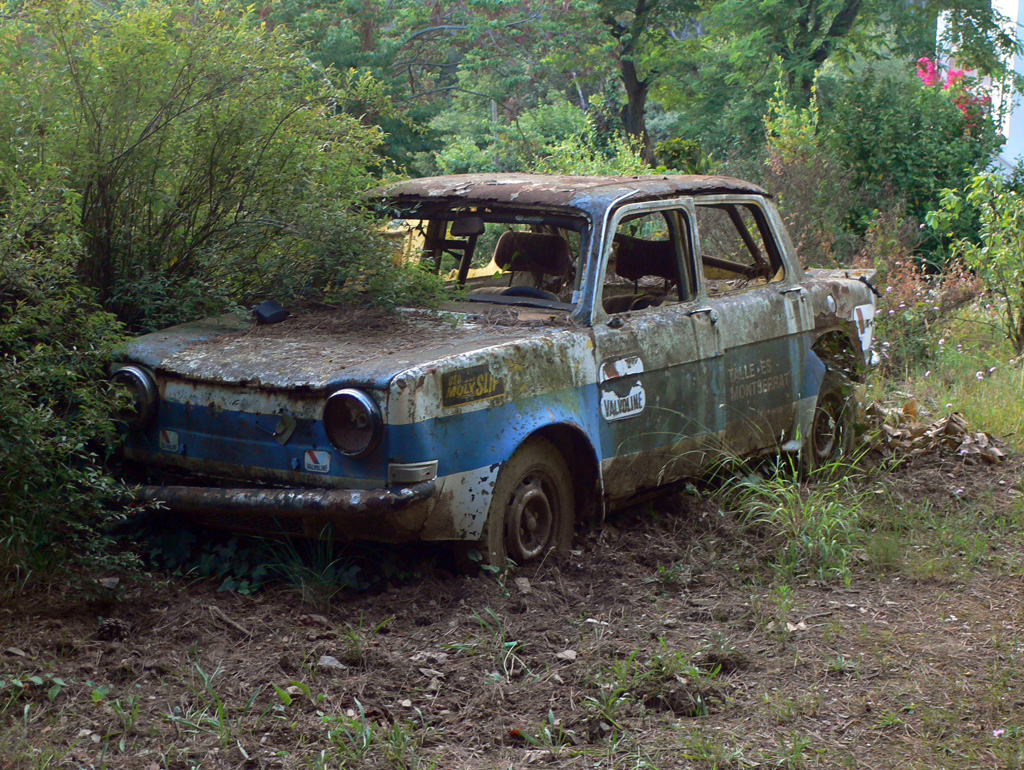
left=2, top=453, right=1023, bottom=770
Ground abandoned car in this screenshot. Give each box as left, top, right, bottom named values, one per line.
left=114, top=174, right=878, bottom=565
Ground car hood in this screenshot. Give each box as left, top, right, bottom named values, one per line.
left=120, top=306, right=578, bottom=391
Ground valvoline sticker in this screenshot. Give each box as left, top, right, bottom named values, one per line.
left=303, top=450, right=331, bottom=474
left=159, top=430, right=179, bottom=452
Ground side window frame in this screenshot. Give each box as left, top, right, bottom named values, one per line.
left=588, top=197, right=698, bottom=324
left=691, top=194, right=794, bottom=294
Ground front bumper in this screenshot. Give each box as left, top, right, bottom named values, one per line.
left=136, top=481, right=438, bottom=541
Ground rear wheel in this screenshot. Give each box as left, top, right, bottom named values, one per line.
left=482, top=437, right=574, bottom=567
left=801, top=369, right=857, bottom=475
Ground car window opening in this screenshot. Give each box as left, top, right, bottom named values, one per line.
left=695, top=202, right=786, bottom=294
left=386, top=206, right=587, bottom=310
left=603, top=209, right=693, bottom=315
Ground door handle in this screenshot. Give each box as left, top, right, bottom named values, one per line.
left=688, top=307, right=719, bottom=323
left=779, top=286, right=806, bottom=296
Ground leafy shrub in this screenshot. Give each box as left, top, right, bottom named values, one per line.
left=928, top=173, right=1024, bottom=353
left=761, top=78, right=861, bottom=266
left=0, top=167, right=128, bottom=588
left=0, top=0, right=397, bottom=331
left=816, top=60, right=1002, bottom=234
left=418, top=97, right=649, bottom=177
left=860, top=208, right=981, bottom=372
left=757, top=61, right=1002, bottom=269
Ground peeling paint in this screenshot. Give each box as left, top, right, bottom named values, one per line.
left=118, top=173, right=877, bottom=546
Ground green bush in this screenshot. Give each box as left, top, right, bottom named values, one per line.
left=817, top=61, right=1002, bottom=234
left=929, top=173, right=1024, bottom=353
left=0, top=167, right=127, bottom=587
left=0, top=0, right=395, bottom=331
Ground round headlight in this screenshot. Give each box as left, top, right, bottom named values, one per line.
left=111, top=365, right=158, bottom=429
left=323, top=389, right=382, bottom=457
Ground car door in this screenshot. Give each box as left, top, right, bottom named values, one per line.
left=589, top=199, right=725, bottom=501
left=692, top=196, right=813, bottom=457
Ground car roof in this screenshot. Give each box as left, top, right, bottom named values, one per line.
left=371, top=173, right=769, bottom=214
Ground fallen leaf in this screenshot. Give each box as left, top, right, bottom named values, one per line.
left=555, top=649, right=577, bottom=662
left=4, top=647, right=27, bottom=658
left=514, top=577, right=532, bottom=594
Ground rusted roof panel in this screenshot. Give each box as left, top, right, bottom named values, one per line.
left=371, top=173, right=769, bottom=212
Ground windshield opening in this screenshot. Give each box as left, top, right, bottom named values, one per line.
left=380, top=203, right=589, bottom=310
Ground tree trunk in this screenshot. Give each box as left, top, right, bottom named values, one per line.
left=619, top=54, right=655, bottom=164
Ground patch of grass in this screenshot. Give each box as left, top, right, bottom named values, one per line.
left=904, top=310, right=1024, bottom=452
left=521, top=710, right=576, bottom=758
left=763, top=692, right=822, bottom=724
left=323, top=699, right=377, bottom=762
left=760, top=732, right=820, bottom=769
left=271, top=532, right=363, bottom=613
left=723, top=464, right=868, bottom=585
left=860, top=483, right=1024, bottom=579
left=824, top=652, right=860, bottom=677
left=680, top=726, right=749, bottom=768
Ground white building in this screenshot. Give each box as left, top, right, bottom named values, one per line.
left=943, top=0, right=1024, bottom=168
left=993, top=0, right=1024, bottom=166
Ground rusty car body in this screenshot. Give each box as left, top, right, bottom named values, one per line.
left=114, top=174, right=878, bottom=565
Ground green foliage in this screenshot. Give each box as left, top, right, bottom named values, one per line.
left=0, top=165, right=129, bottom=589
left=145, top=526, right=274, bottom=595
left=1, top=0, right=396, bottom=331
left=928, top=173, right=1024, bottom=353
left=754, top=61, right=1002, bottom=268
left=725, top=465, right=867, bottom=585
left=817, top=61, right=1002, bottom=229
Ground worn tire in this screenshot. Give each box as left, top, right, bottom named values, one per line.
left=482, top=436, right=574, bottom=567
left=801, top=369, right=857, bottom=475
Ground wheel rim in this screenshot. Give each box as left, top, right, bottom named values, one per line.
left=811, top=392, right=843, bottom=464
left=504, top=471, right=557, bottom=563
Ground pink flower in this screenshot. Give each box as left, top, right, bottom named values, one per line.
left=944, top=69, right=966, bottom=90
left=917, top=57, right=939, bottom=87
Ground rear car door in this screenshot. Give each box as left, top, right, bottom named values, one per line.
left=691, top=196, right=813, bottom=456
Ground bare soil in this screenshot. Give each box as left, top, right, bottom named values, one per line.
left=2, top=453, right=1023, bottom=769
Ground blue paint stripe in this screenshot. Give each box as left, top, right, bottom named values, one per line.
left=126, top=334, right=825, bottom=485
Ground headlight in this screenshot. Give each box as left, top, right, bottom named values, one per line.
left=323, top=389, right=382, bottom=457
left=111, top=365, right=158, bottom=429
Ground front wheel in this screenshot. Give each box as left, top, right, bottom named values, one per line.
left=482, top=436, right=574, bottom=567
left=801, top=369, right=857, bottom=475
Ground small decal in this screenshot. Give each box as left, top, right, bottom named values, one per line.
left=441, top=364, right=505, bottom=407
left=600, top=355, right=644, bottom=383
left=601, top=382, right=646, bottom=421
left=853, top=303, right=876, bottom=353
left=304, top=450, right=331, bottom=474
left=159, top=430, right=179, bottom=453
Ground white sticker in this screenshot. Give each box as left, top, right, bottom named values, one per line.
left=853, top=303, right=876, bottom=353
left=303, top=450, right=331, bottom=474
left=600, top=355, right=644, bottom=383
left=159, top=430, right=179, bottom=453
left=601, top=382, right=646, bottom=421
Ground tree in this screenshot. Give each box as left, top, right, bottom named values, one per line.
left=657, top=0, right=1022, bottom=154
left=2, top=0, right=390, bottom=329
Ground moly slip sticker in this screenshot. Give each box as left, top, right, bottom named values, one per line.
left=441, top=364, right=505, bottom=407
